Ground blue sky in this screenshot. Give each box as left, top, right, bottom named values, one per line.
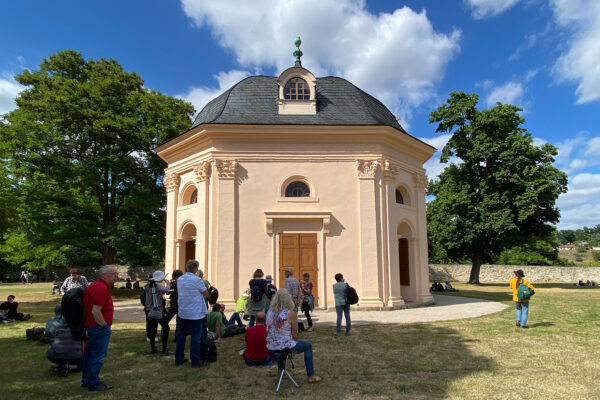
left=1, top=0, right=599, bottom=230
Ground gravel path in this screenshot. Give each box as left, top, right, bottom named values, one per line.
left=113, top=294, right=507, bottom=325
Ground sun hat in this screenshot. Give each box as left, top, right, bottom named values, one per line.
left=152, top=270, right=166, bottom=282
left=265, top=275, right=273, bottom=282
left=514, top=269, right=525, bottom=278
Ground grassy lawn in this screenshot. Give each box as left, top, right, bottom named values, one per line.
left=0, top=282, right=599, bottom=399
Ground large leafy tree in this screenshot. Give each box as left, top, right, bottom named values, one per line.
left=0, top=50, right=194, bottom=269
left=427, top=92, right=568, bottom=283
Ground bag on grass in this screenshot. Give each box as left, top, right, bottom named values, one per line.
left=517, top=283, right=532, bottom=300
left=200, top=335, right=217, bottom=363
left=26, top=327, right=45, bottom=341
left=345, top=284, right=359, bottom=305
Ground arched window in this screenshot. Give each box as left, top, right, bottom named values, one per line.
left=285, top=181, right=310, bottom=197
left=190, top=189, right=197, bottom=204
left=284, top=78, right=310, bottom=100
left=395, top=189, right=404, bottom=204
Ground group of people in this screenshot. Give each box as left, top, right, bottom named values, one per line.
left=36, top=261, right=363, bottom=392
left=430, top=280, right=457, bottom=292
left=574, top=279, right=596, bottom=287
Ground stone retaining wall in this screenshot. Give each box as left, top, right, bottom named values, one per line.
left=430, top=264, right=600, bottom=283
left=4, top=265, right=158, bottom=282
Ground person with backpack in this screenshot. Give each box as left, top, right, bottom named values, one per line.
left=143, top=270, right=172, bottom=355
left=333, top=273, right=351, bottom=335
left=82, top=265, right=118, bottom=392
left=510, top=269, right=535, bottom=329
left=246, top=269, right=269, bottom=327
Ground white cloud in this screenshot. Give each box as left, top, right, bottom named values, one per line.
left=556, top=173, right=600, bottom=229
left=555, top=134, right=600, bottom=174
left=484, top=70, right=537, bottom=108
left=465, top=0, right=520, bottom=19
left=486, top=81, right=525, bottom=107
left=584, top=137, right=600, bottom=156
left=532, top=137, right=547, bottom=147
left=175, top=69, right=250, bottom=113
left=551, top=0, right=600, bottom=104
left=180, top=0, right=461, bottom=121
left=0, top=72, right=24, bottom=115
left=419, top=134, right=452, bottom=151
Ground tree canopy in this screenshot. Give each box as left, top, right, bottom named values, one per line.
left=426, top=92, right=568, bottom=283
left=0, top=50, right=194, bottom=271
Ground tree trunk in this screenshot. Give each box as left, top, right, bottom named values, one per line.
left=468, top=254, right=482, bottom=284
left=45, top=264, right=51, bottom=282
left=102, top=245, right=117, bottom=265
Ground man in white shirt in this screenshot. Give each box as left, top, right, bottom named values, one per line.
left=175, top=260, right=209, bottom=367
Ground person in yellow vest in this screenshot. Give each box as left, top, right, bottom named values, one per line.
left=510, top=269, right=535, bottom=329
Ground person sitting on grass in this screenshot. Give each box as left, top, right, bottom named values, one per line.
left=243, top=312, right=273, bottom=366
left=0, top=295, right=31, bottom=321
left=207, top=303, right=246, bottom=341
left=218, top=303, right=245, bottom=328
left=444, top=281, right=458, bottom=292
left=266, top=288, right=322, bottom=384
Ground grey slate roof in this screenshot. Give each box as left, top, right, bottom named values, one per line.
left=190, top=75, right=406, bottom=132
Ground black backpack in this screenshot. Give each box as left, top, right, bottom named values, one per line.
left=250, top=280, right=265, bottom=302
left=345, top=284, right=359, bottom=305
left=200, top=335, right=217, bottom=363
left=61, top=288, right=86, bottom=341
left=207, top=286, right=219, bottom=305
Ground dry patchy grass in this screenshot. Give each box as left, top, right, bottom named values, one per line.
left=0, top=282, right=599, bottom=399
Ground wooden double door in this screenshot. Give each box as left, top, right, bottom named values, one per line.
left=279, top=233, right=318, bottom=306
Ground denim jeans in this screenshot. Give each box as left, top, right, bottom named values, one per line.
left=293, top=340, right=315, bottom=377
left=82, top=325, right=112, bottom=388
left=243, top=354, right=273, bottom=366
left=175, top=317, right=205, bottom=365
left=515, top=302, right=529, bottom=326
left=249, top=315, right=256, bottom=327
left=336, top=304, right=351, bottom=333
left=227, top=312, right=244, bottom=327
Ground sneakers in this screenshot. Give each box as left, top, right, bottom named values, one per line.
left=515, top=321, right=521, bottom=327
left=161, top=348, right=174, bottom=356
left=149, top=348, right=160, bottom=355
left=88, top=384, right=113, bottom=393
left=521, top=325, right=529, bottom=329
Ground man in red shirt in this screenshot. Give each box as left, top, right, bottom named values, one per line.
left=82, top=265, right=118, bottom=392
left=243, top=312, right=273, bottom=365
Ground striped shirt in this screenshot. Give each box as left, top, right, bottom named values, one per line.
left=177, top=272, right=208, bottom=320
left=61, top=276, right=89, bottom=293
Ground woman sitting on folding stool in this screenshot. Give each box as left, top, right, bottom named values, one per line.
left=266, top=288, right=321, bottom=384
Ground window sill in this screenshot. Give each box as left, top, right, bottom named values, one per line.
left=277, top=197, right=320, bottom=203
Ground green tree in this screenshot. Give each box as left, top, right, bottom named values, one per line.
left=427, top=92, right=568, bottom=283
left=496, top=233, right=560, bottom=266
left=0, top=50, right=194, bottom=269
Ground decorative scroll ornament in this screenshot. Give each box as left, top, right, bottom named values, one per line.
left=215, top=160, right=238, bottom=179
left=414, top=173, right=429, bottom=191
left=163, top=173, right=180, bottom=192
left=382, top=159, right=399, bottom=179
left=193, top=161, right=212, bottom=182
left=356, top=160, right=380, bottom=179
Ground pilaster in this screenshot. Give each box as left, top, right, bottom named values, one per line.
left=356, top=160, right=384, bottom=307
left=193, top=161, right=211, bottom=273
left=213, top=159, right=238, bottom=306
left=382, top=160, right=405, bottom=307
left=414, top=173, right=433, bottom=303
left=163, top=173, right=180, bottom=274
